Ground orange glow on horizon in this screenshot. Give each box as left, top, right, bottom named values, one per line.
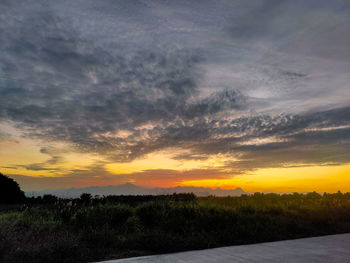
left=180, top=164, right=350, bottom=193
left=1, top=126, right=350, bottom=193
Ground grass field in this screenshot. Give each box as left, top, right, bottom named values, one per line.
left=1, top=192, right=350, bottom=263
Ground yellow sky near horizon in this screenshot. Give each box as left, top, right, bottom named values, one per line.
left=1, top=133, right=350, bottom=193
left=179, top=164, right=350, bottom=193
left=0, top=0, right=350, bottom=195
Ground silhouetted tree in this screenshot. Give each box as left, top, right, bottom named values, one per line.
left=80, top=193, right=92, bottom=204
left=0, top=173, right=25, bottom=203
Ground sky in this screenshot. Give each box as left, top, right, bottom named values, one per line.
left=0, top=0, right=349, bottom=192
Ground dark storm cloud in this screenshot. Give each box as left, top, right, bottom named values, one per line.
left=0, top=0, right=349, bottom=179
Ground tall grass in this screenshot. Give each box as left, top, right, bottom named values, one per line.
left=1, top=192, right=350, bottom=262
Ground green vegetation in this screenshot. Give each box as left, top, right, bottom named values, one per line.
left=1, top=192, right=350, bottom=263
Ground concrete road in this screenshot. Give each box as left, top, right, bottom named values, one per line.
left=95, top=233, right=350, bottom=263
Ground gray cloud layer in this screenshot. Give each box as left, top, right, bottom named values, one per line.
left=0, top=0, right=349, bottom=182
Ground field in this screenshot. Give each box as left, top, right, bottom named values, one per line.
left=1, top=192, right=350, bottom=263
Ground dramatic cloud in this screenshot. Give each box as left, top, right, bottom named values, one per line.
left=0, top=0, right=349, bottom=190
